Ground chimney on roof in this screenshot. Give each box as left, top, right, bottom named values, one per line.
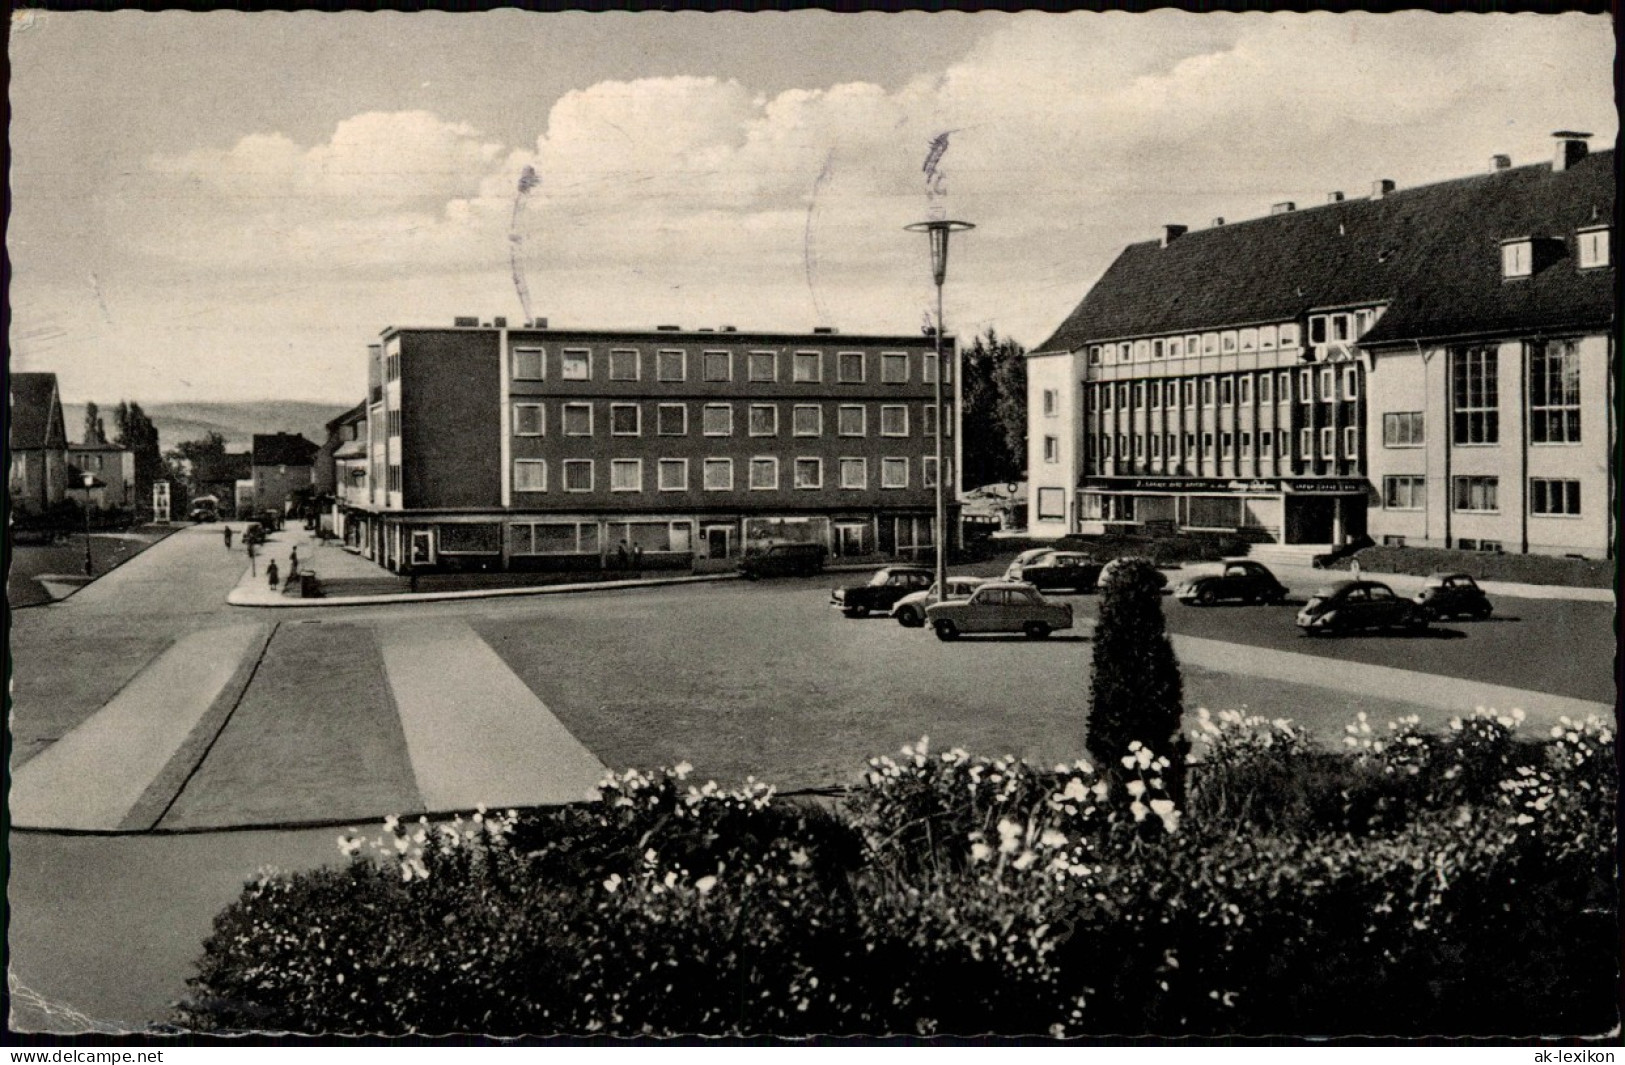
left=1552, top=131, right=1592, bottom=172
left=813, top=326, right=837, bottom=334
left=656, top=324, right=682, bottom=331
left=531, top=317, right=548, bottom=329
left=493, top=317, right=506, bottom=328
left=1371, top=179, right=1395, bottom=200
left=1491, top=154, right=1512, bottom=172
left=721, top=325, right=737, bottom=332
left=1327, top=191, right=1345, bottom=203
left=454, top=316, right=479, bottom=327
left=1271, top=202, right=1296, bottom=215
left=1161, top=224, right=1187, bottom=247
left=1210, top=217, right=1225, bottom=227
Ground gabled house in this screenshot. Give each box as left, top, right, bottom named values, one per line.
left=192, top=452, right=252, bottom=515
left=9, top=372, right=70, bottom=515
left=250, top=432, right=319, bottom=514
left=67, top=442, right=136, bottom=510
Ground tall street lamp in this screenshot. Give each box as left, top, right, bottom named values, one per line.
left=80, top=473, right=96, bottom=577
left=904, top=218, right=974, bottom=598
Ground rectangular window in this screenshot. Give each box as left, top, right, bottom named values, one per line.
left=922, top=455, right=939, bottom=488
left=1202, top=333, right=1219, bottom=355
left=1221, top=331, right=1238, bottom=354
left=609, top=348, right=639, bottom=381
left=1578, top=227, right=1611, bottom=269
left=1150, top=434, right=1162, bottom=459
left=838, top=405, right=866, bottom=437
left=562, top=349, right=591, bottom=381
left=881, top=457, right=909, bottom=489
left=1037, top=487, right=1065, bottom=521
left=1201, top=379, right=1214, bottom=406
left=610, top=458, right=643, bottom=492
left=922, top=404, right=939, bottom=436
left=702, top=404, right=733, bottom=436
left=1259, top=325, right=1278, bottom=350
left=1320, top=427, right=1335, bottom=456
left=1343, top=426, right=1359, bottom=458
left=1299, top=369, right=1313, bottom=402
left=512, top=347, right=545, bottom=380
left=703, top=459, right=733, bottom=491
left=513, top=459, right=546, bottom=493
left=748, top=404, right=778, bottom=437
left=1529, top=339, right=1581, bottom=444
left=1239, top=376, right=1252, bottom=405
left=1101, top=386, right=1113, bottom=411
left=1119, top=384, right=1130, bottom=408
left=1300, top=428, right=1314, bottom=457
left=1239, top=328, right=1258, bottom=353
left=703, top=351, right=731, bottom=382
left=610, top=403, right=641, bottom=436
left=1134, top=340, right=1151, bottom=361
left=1260, top=432, right=1273, bottom=456
left=1501, top=240, right=1531, bottom=279
left=1185, top=335, right=1200, bottom=356
left=1043, top=389, right=1058, bottom=416
left=1384, top=475, right=1425, bottom=509
left=793, top=351, right=821, bottom=383
left=562, top=459, right=593, bottom=492
left=793, top=405, right=822, bottom=437
left=1220, top=432, right=1234, bottom=459
left=1277, top=371, right=1291, bottom=401
left=1384, top=412, right=1424, bottom=447
left=1259, top=375, right=1272, bottom=404
left=1164, top=381, right=1176, bottom=407
left=1118, top=343, right=1132, bottom=363
left=1452, top=347, right=1499, bottom=444
left=749, top=457, right=779, bottom=490
left=1318, top=368, right=1335, bottom=401
left=1149, top=383, right=1161, bottom=410
left=1133, top=382, right=1145, bottom=408
left=1343, top=366, right=1359, bottom=399
left=1278, top=430, right=1290, bottom=459
left=514, top=403, right=545, bottom=436
left=1088, top=346, right=1102, bottom=365
left=1166, top=433, right=1177, bottom=459
left=1309, top=315, right=1327, bottom=345
left=657, top=349, right=686, bottom=382
left=794, top=457, right=822, bottom=489
left=1220, top=378, right=1234, bottom=406
left=657, top=403, right=688, bottom=436
left=1183, top=432, right=1195, bottom=457
left=1453, top=476, right=1499, bottom=512
left=1152, top=339, right=1164, bottom=359
left=562, top=403, right=593, bottom=437
left=1240, top=431, right=1252, bottom=458
left=657, top=459, right=689, bottom=491
left=1530, top=478, right=1581, bottom=516
left=839, top=458, right=867, bottom=489
left=1201, top=431, right=1213, bottom=455
left=881, top=405, right=909, bottom=437
left=748, top=351, right=777, bottom=383
left=1044, top=436, right=1060, bottom=463
left=1182, top=381, right=1194, bottom=407
left=882, top=352, right=909, bottom=384
left=838, top=351, right=866, bottom=382
left=1278, top=324, right=1300, bottom=349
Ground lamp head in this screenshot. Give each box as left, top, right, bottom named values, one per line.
left=904, top=219, right=975, bottom=286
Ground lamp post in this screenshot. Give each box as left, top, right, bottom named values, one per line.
left=904, top=218, right=974, bottom=597
left=80, top=473, right=95, bottom=577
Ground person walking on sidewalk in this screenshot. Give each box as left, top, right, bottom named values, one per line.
left=289, top=546, right=299, bottom=580
left=223, top=525, right=234, bottom=550
left=267, top=559, right=280, bottom=591
left=246, top=540, right=257, bottom=576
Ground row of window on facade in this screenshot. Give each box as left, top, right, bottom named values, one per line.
left=1381, top=475, right=1583, bottom=517
left=1084, top=313, right=1387, bottom=366
left=1064, top=426, right=1363, bottom=466
left=506, top=401, right=952, bottom=440
left=1500, top=226, right=1611, bottom=279
left=508, top=346, right=947, bottom=385
left=510, top=455, right=947, bottom=494
left=1064, top=366, right=1363, bottom=417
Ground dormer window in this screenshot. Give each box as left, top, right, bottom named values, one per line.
left=1577, top=225, right=1611, bottom=269
left=1501, top=238, right=1533, bottom=279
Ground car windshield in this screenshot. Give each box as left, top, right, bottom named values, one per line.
left=1304, top=596, right=1327, bottom=611
left=868, top=572, right=893, bottom=586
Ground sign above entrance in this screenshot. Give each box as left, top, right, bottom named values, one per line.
left=1085, top=476, right=1369, bottom=495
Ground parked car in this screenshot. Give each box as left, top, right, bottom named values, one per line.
left=1296, top=580, right=1426, bottom=636
left=891, top=576, right=992, bottom=628
left=242, top=522, right=267, bottom=547
left=1004, top=547, right=1056, bottom=580
left=738, top=541, right=827, bottom=580
left=926, top=581, right=1074, bottom=640
left=1415, top=572, right=1493, bottom=620
left=258, top=509, right=285, bottom=532
left=1013, top=551, right=1102, bottom=593
left=1174, top=560, right=1289, bottom=606
left=830, top=565, right=933, bottom=617
left=187, top=502, right=219, bottom=523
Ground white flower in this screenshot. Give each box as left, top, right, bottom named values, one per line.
left=997, top=819, right=1024, bottom=854
left=1125, top=780, right=1147, bottom=799
left=603, top=873, right=622, bottom=893
left=1129, top=801, right=1149, bottom=823
left=1149, top=799, right=1181, bottom=834
left=1039, top=829, right=1068, bottom=849
left=695, top=875, right=718, bottom=895
left=971, top=842, right=994, bottom=863
left=673, top=761, right=694, bottom=780
left=1062, top=778, right=1089, bottom=802
left=1012, top=852, right=1036, bottom=871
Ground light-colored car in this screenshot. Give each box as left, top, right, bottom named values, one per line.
left=891, top=576, right=991, bottom=628
left=926, top=581, right=1074, bottom=641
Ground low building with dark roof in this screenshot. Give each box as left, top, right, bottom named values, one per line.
left=1027, top=132, right=1614, bottom=558
left=9, top=372, right=70, bottom=515
left=192, top=452, right=252, bottom=515
left=67, top=442, right=136, bottom=510
left=250, top=432, right=319, bottom=514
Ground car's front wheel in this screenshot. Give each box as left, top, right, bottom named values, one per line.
left=1023, top=621, right=1051, bottom=640
left=897, top=607, right=923, bottom=628
left=1195, top=585, right=1216, bottom=606
left=933, top=620, right=960, bottom=641
left=1473, top=603, right=1493, bottom=620
left=842, top=606, right=867, bottom=618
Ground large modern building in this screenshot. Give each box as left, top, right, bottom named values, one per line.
left=1027, top=132, right=1614, bottom=558
left=341, top=320, right=957, bottom=572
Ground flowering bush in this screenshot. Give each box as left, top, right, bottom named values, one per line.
left=178, top=712, right=1617, bottom=1037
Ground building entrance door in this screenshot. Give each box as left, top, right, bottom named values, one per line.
left=835, top=522, right=867, bottom=557
left=1286, top=498, right=1336, bottom=543
left=702, top=525, right=733, bottom=559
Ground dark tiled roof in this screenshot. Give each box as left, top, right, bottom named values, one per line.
left=68, top=442, right=128, bottom=453
left=1035, top=149, right=1615, bottom=353
left=9, top=373, right=66, bottom=451
left=252, top=433, right=319, bottom=467
left=325, top=400, right=367, bottom=433
left=194, top=452, right=252, bottom=484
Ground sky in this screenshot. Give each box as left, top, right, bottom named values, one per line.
left=8, top=8, right=1616, bottom=406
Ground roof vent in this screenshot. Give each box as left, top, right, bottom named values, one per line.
left=453, top=316, right=480, bottom=327
left=493, top=317, right=506, bottom=328
left=656, top=324, right=682, bottom=331
left=1371, top=179, right=1395, bottom=200
left=1552, top=130, right=1591, bottom=172
left=1491, top=154, right=1512, bottom=172
left=813, top=326, right=837, bottom=334
left=1327, top=191, right=1345, bottom=203
left=529, top=317, right=548, bottom=329
left=1210, top=217, right=1225, bottom=227
left=1161, top=224, right=1187, bottom=247
left=1271, top=202, right=1296, bottom=215
left=698, top=328, right=715, bottom=332
left=721, top=325, right=737, bottom=332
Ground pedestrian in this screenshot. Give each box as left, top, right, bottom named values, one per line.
left=616, top=541, right=629, bottom=570
left=267, top=559, right=280, bottom=591
left=223, top=525, right=233, bottom=550
left=246, top=540, right=257, bottom=576
left=1350, top=558, right=1362, bottom=581
left=289, top=545, right=300, bottom=580
left=632, top=544, right=643, bottom=573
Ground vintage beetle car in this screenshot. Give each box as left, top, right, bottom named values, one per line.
left=1013, top=551, right=1102, bottom=593
left=891, top=576, right=992, bottom=628
left=1414, top=572, right=1493, bottom=621
left=1174, top=560, right=1289, bottom=606
left=926, top=581, right=1074, bottom=640
left=1296, top=580, right=1426, bottom=636
left=1003, top=547, right=1056, bottom=581
left=830, top=565, right=934, bottom=617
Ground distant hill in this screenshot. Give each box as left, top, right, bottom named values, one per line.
left=62, top=401, right=354, bottom=454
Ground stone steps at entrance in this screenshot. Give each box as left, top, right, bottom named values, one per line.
left=1247, top=542, right=1337, bottom=566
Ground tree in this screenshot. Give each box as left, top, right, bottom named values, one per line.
left=83, top=401, right=108, bottom=445
left=957, top=328, right=1027, bottom=489
left=165, top=431, right=229, bottom=497
left=113, top=401, right=165, bottom=509
left=1085, top=558, right=1189, bottom=800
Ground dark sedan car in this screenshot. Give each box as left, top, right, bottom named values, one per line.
left=1296, top=580, right=1426, bottom=636
left=1014, top=551, right=1102, bottom=593
left=1415, top=572, right=1493, bottom=620
left=830, top=565, right=934, bottom=617
left=1175, top=560, right=1288, bottom=606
